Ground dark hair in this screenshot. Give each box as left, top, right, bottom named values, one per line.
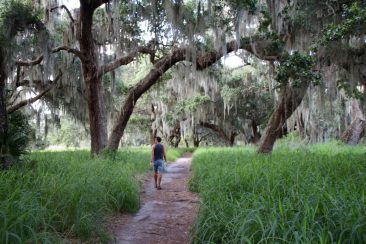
left=155, top=136, right=162, bottom=142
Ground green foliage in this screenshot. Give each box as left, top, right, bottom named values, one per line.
left=190, top=143, right=366, bottom=243
left=228, top=0, right=257, bottom=13
left=129, top=115, right=151, bottom=127
left=337, top=79, right=364, bottom=100
left=0, top=112, right=33, bottom=165
left=276, top=51, right=321, bottom=87
left=174, top=95, right=211, bottom=115
left=258, top=6, right=271, bottom=32
left=166, top=147, right=196, bottom=162
left=242, top=32, right=285, bottom=54
left=221, top=86, right=241, bottom=104
left=219, top=64, right=274, bottom=125
left=0, top=0, right=41, bottom=42
left=0, top=149, right=151, bottom=242
left=320, top=2, right=366, bottom=46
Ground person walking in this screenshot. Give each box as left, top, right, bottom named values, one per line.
left=151, top=136, right=167, bottom=190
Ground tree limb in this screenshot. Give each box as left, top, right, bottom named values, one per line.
left=199, top=121, right=231, bottom=145
left=7, top=73, right=62, bottom=114
left=50, top=5, right=75, bottom=23
left=15, top=46, right=86, bottom=66
left=107, top=37, right=286, bottom=149
left=98, top=46, right=155, bottom=76
left=16, top=78, right=46, bottom=87
left=15, top=56, right=44, bottom=67
left=80, top=0, right=110, bottom=10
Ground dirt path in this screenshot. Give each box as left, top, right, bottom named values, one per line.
left=109, top=154, right=199, bottom=244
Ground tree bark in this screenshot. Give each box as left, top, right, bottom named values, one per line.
left=341, top=100, right=365, bottom=145
left=193, top=137, right=200, bottom=147
left=150, top=104, right=157, bottom=145
left=79, top=4, right=108, bottom=156
left=0, top=78, right=7, bottom=138
left=168, top=120, right=181, bottom=148
left=107, top=49, right=186, bottom=150
left=44, top=114, right=48, bottom=140
left=229, top=131, right=238, bottom=146
left=251, top=120, right=261, bottom=144
left=296, top=111, right=305, bottom=139
left=184, top=139, right=189, bottom=148
left=257, top=82, right=309, bottom=154
left=0, top=71, right=9, bottom=168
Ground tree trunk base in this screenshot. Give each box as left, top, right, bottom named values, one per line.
left=341, top=118, right=366, bottom=145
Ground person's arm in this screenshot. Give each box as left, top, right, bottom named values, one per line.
left=151, top=145, right=155, bottom=164
left=163, top=145, right=167, bottom=162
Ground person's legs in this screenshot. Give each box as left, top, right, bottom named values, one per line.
left=156, top=160, right=163, bottom=190
left=157, top=173, right=162, bottom=189
left=154, top=172, right=158, bottom=188
left=153, top=162, right=159, bottom=188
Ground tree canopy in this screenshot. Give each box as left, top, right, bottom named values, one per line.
left=0, top=0, right=365, bottom=162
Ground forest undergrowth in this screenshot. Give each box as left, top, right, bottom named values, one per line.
left=0, top=148, right=186, bottom=243
left=190, top=141, right=366, bottom=243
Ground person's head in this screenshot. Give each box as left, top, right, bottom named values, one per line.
left=155, top=136, right=162, bottom=144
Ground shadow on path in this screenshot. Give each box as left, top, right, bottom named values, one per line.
left=109, top=153, right=199, bottom=244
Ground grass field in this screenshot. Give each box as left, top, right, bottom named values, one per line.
left=0, top=147, right=185, bottom=243
left=190, top=142, right=366, bottom=243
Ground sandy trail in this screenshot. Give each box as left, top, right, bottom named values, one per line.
left=109, top=154, right=199, bottom=244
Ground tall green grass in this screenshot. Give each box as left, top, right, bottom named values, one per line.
left=166, top=147, right=195, bottom=162
left=0, top=149, right=152, bottom=243
left=190, top=142, right=366, bottom=243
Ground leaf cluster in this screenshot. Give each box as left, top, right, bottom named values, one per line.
left=0, top=0, right=41, bottom=42
left=319, top=2, right=366, bottom=46
left=175, top=95, right=211, bottom=115
left=276, top=51, right=321, bottom=87
left=0, top=111, right=33, bottom=165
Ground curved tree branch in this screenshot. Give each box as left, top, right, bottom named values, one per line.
left=50, top=5, right=75, bottom=23
left=107, top=37, right=286, bottom=149
left=15, top=46, right=86, bottom=66
left=80, top=0, right=110, bottom=10
left=7, top=73, right=62, bottom=114
left=199, top=121, right=231, bottom=146
left=98, top=46, right=155, bottom=77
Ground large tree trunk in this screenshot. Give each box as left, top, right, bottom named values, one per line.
left=229, top=131, right=238, bottom=146
left=296, top=111, right=305, bottom=139
left=0, top=74, right=9, bottom=168
left=0, top=26, right=9, bottom=168
left=0, top=78, right=7, bottom=137
left=341, top=100, right=365, bottom=145
left=257, top=82, right=309, bottom=154
left=193, top=138, right=200, bottom=147
left=168, top=121, right=181, bottom=148
left=149, top=104, right=157, bottom=145
left=150, top=128, right=157, bottom=145
left=184, top=139, right=189, bottom=148
left=79, top=4, right=107, bottom=156
left=251, top=120, right=261, bottom=144
left=107, top=50, right=186, bottom=150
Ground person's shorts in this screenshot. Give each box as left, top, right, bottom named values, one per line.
left=154, top=159, right=165, bottom=173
